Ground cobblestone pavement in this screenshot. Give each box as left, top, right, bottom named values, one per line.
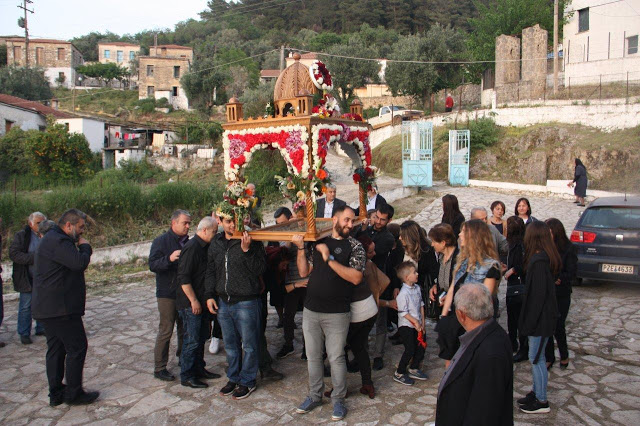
left=1, top=184, right=639, bottom=425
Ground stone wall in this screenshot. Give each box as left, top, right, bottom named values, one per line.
left=521, top=25, right=547, bottom=100
left=6, top=39, right=82, bottom=68
left=495, top=35, right=521, bottom=86
left=360, top=95, right=416, bottom=110
left=138, top=56, right=190, bottom=109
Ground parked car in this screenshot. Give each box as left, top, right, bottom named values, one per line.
left=571, top=196, right=640, bottom=284
left=368, top=105, right=424, bottom=128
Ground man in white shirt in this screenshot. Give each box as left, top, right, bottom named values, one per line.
left=366, top=185, right=387, bottom=212
left=315, top=184, right=346, bottom=218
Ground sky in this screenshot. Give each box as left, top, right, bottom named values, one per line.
left=0, top=0, right=208, bottom=40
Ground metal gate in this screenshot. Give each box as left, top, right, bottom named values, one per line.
left=448, top=130, right=470, bottom=186
left=402, top=121, right=433, bottom=187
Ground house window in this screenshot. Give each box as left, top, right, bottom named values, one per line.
left=628, top=35, right=639, bottom=55
left=5, top=120, right=14, bottom=133
left=13, top=46, right=21, bottom=61
left=117, top=50, right=123, bottom=63
left=129, top=51, right=135, bottom=60
left=147, top=86, right=155, bottom=96
left=57, top=48, right=65, bottom=60
left=173, top=66, right=180, bottom=78
left=104, top=49, right=111, bottom=59
left=36, top=47, right=43, bottom=65
left=64, top=123, right=70, bottom=130
left=146, top=65, right=154, bottom=77
left=578, top=8, right=589, bottom=32
left=161, top=47, right=167, bottom=56
left=172, top=86, right=178, bottom=97
left=59, top=72, right=65, bottom=80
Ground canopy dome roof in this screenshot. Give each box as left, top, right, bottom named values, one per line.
left=273, top=53, right=318, bottom=102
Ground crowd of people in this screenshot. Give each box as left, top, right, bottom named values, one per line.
left=0, top=186, right=578, bottom=424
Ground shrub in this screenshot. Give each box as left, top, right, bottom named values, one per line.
left=0, top=193, right=41, bottom=231
left=148, top=182, right=222, bottom=219
left=136, top=98, right=157, bottom=114
left=469, top=117, right=500, bottom=151
left=243, top=150, right=288, bottom=202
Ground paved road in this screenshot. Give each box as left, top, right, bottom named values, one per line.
left=1, top=184, right=638, bottom=425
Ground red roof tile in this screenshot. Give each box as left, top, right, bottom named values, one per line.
left=0, top=94, right=72, bottom=118
left=154, top=44, right=193, bottom=51
left=260, top=69, right=280, bottom=78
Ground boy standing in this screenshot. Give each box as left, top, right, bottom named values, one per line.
left=394, top=261, right=428, bottom=385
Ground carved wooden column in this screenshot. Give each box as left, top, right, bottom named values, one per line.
left=305, top=191, right=316, bottom=237
left=359, top=185, right=366, bottom=219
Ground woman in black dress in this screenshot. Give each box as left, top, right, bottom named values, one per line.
left=505, top=216, right=528, bottom=362
left=441, top=194, right=465, bottom=240
left=568, top=158, right=587, bottom=207
left=544, top=218, right=577, bottom=370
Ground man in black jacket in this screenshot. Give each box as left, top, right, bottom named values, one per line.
left=315, top=184, right=347, bottom=218
left=176, top=216, right=221, bottom=388
left=32, top=208, right=99, bottom=406
left=9, top=211, right=46, bottom=344
left=149, top=210, right=191, bottom=382
left=205, top=207, right=266, bottom=400
left=436, top=283, right=513, bottom=426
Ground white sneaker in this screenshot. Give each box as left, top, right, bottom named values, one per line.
left=209, top=337, right=220, bottom=354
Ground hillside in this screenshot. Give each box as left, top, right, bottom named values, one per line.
left=373, top=123, right=640, bottom=193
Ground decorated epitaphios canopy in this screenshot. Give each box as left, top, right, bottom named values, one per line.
left=221, top=53, right=373, bottom=241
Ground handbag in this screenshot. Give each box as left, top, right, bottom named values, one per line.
left=506, top=275, right=526, bottom=299
left=425, top=274, right=442, bottom=319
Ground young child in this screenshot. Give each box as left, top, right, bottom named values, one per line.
left=393, top=261, right=428, bottom=385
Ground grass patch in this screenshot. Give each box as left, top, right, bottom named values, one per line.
left=372, top=134, right=402, bottom=179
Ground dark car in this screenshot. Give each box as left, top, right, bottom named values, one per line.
left=571, top=196, right=640, bottom=284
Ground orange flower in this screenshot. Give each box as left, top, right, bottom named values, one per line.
left=316, top=169, right=327, bottom=179
left=321, top=186, right=327, bottom=193
left=244, top=187, right=254, bottom=196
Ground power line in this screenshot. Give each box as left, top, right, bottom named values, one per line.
left=206, top=0, right=303, bottom=19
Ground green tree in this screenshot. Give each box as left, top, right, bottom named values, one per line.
left=0, top=127, right=37, bottom=180
left=0, top=44, right=7, bottom=68
left=76, top=63, right=130, bottom=86
left=27, top=120, right=94, bottom=181
left=71, top=31, right=132, bottom=62
left=386, top=25, right=467, bottom=110
left=0, top=66, right=52, bottom=100
left=323, top=40, right=380, bottom=110
left=239, top=81, right=276, bottom=119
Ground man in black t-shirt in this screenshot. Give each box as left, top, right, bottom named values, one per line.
left=293, top=206, right=366, bottom=422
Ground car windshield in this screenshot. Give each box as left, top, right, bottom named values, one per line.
left=391, top=106, right=404, bottom=111
left=580, top=207, right=640, bottom=229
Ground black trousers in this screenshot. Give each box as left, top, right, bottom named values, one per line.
left=545, top=295, right=571, bottom=362
left=506, top=296, right=527, bottom=353
left=259, top=294, right=273, bottom=370
left=283, top=287, right=305, bottom=346
left=40, top=315, right=88, bottom=400
left=397, top=326, right=425, bottom=374
left=347, top=314, right=377, bottom=386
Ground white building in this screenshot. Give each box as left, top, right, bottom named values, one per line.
left=0, top=93, right=71, bottom=136
left=564, top=0, right=640, bottom=86
left=55, top=117, right=107, bottom=152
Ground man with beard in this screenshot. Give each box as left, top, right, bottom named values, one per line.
left=32, top=209, right=98, bottom=406
left=293, top=205, right=366, bottom=421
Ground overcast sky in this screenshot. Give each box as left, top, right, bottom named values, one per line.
left=0, top=0, right=208, bottom=40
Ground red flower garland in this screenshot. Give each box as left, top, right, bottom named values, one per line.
left=227, top=130, right=306, bottom=173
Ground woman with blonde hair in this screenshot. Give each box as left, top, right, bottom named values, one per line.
left=399, top=221, right=439, bottom=301
left=435, top=220, right=501, bottom=367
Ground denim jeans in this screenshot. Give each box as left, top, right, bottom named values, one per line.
left=218, top=298, right=261, bottom=388
left=528, top=336, right=549, bottom=402
left=178, top=308, right=210, bottom=382
left=302, top=308, right=350, bottom=403
left=18, top=292, right=44, bottom=337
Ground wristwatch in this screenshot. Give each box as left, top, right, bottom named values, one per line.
left=328, top=254, right=335, bottom=261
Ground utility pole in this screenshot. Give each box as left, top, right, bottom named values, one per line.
left=279, top=45, right=285, bottom=71
left=17, top=0, right=33, bottom=68
left=553, top=0, right=559, bottom=95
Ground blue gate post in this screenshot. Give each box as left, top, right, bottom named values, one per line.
left=448, top=130, right=470, bottom=186
left=402, top=121, right=433, bottom=188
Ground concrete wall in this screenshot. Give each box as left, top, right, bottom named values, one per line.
left=0, top=104, right=45, bottom=136
left=56, top=117, right=106, bottom=152
left=44, top=67, right=76, bottom=89
left=115, top=148, right=145, bottom=167
left=564, top=0, right=640, bottom=85
left=423, top=101, right=640, bottom=131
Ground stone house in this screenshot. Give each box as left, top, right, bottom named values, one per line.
left=138, top=44, right=193, bottom=110
left=4, top=38, right=83, bottom=88
left=98, top=41, right=140, bottom=70
left=563, top=0, right=640, bottom=86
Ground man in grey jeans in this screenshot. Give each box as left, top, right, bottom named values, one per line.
left=292, top=206, right=366, bottom=421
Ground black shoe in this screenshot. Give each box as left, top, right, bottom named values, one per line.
left=232, top=384, right=256, bottom=400
left=154, top=369, right=175, bottom=382
left=35, top=330, right=46, bottom=336
left=559, top=360, right=570, bottom=370
left=546, top=360, right=555, bottom=371
left=260, top=367, right=284, bottom=381
left=347, top=360, right=359, bottom=373
left=513, top=351, right=528, bottom=363
left=181, top=378, right=208, bottom=388
left=276, top=318, right=284, bottom=328
left=372, top=357, right=384, bottom=371
left=301, top=349, right=307, bottom=360
left=50, top=394, right=64, bottom=407
left=517, top=391, right=536, bottom=406
left=520, top=399, right=550, bottom=414
left=196, top=368, right=221, bottom=380
left=276, top=345, right=294, bottom=359
left=20, top=335, right=33, bottom=345
left=220, top=381, right=237, bottom=396
left=0, top=341, right=6, bottom=348
left=65, top=390, right=100, bottom=405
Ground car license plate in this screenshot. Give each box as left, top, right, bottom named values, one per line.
left=601, top=264, right=635, bottom=274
